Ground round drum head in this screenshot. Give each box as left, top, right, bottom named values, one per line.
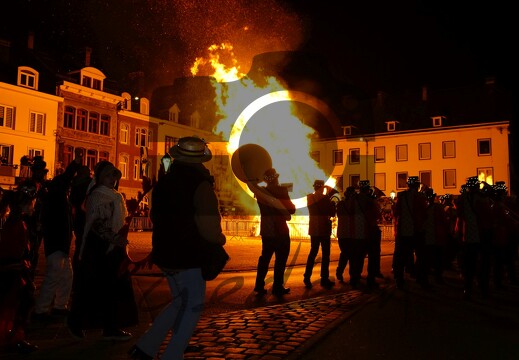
left=231, top=144, right=272, bottom=183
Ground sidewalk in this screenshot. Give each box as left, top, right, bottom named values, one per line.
left=2, top=238, right=518, bottom=359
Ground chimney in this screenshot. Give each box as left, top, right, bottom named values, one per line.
left=421, top=85, right=428, bottom=102
left=27, top=31, right=34, bottom=50
left=85, top=47, right=92, bottom=67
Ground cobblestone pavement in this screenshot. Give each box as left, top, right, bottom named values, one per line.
left=178, top=290, right=375, bottom=360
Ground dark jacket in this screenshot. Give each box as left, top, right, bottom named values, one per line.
left=41, top=161, right=80, bottom=256
left=150, top=161, right=225, bottom=270
left=307, top=190, right=336, bottom=237
left=258, top=184, right=296, bottom=237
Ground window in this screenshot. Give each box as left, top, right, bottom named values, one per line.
left=477, top=167, right=493, bottom=184
left=18, top=67, right=38, bottom=90
left=82, top=76, right=92, bottom=88
left=0, top=104, right=14, bottom=129
left=443, top=169, right=456, bottom=189
left=419, top=143, right=431, bottom=160
left=420, top=171, right=432, bottom=188
left=478, top=139, right=491, bottom=156
left=349, top=148, right=360, bottom=164
left=0, top=144, right=13, bottom=165
left=135, top=127, right=148, bottom=147
left=311, top=151, right=320, bottom=164
left=334, top=176, right=344, bottom=191
left=100, top=114, right=110, bottom=136
left=165, top=136, right=178, bottom=154
left=432, top=116, right=444, bottom=127
left=99, top=151, right=109, bottom=163
left=374, top=173, right=386, bottom=191
left=63, top=145, right=73, bottom=166
left=442, top=141, right=455, bottom=158
left=29, top=112, right=45, bottom=134
left=386, top=121, right=397, bottom=132
left=333, top=150, right=343, bottom=165
left=76, top=109, right=87, bottom=131
left=147, top=130, right=153, bottom=150
left=88, top=112, right=99, bottom=133
left=64, top=106, right=75, bottom=128
left=396, top=144, right=408, bottom=161
left=120, top=123, right=129, bottom=144
left=28, top=148, right=43, bottom=159
left=92, top=78, right=102, bottom=90
left=396, top=172, right=408, bottom=189
left=349, top=174, right=360, bottom=188
left=374, top=146, right=385, bottom=162
left=134, top=158, right=140, bottom=180
left=85, top=149, right=97, bottom=170
left=119, top=154, right=129, bottom=180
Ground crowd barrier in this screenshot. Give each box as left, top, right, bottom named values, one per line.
left=221, top=218, right=395, bottom=241
left=128, top=216, right=395, bottom=241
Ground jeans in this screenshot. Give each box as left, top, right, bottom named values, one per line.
left=34, top=250, right=72, bottom=313
left=137, top=268, right=205, bottom=360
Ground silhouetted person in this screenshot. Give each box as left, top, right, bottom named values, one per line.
left=247, top=168, right=296, bottom=297
left=33, top=154, right=81, bottom=319
left=303, top=180, right=337, bottom=289
left=129, top=136, right=226, bottom=359
left=455, top=176, right=493, bottom=299
left=336, top=186, right=356, bottom=282
left=357, top=180, right=382, bottom=288
left=392, top=176, right=427, bottom=290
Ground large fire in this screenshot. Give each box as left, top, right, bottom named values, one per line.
left=192, top=44, right=337, bottom=226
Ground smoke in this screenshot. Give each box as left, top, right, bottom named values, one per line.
left=137, top=0, right=306, bottom=91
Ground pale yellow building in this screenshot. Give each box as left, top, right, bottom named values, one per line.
left=0, top=66, right=61, bottom=188
left=311, top=119, right=510, bottom=196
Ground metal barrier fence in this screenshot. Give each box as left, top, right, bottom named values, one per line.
left=221, top=218, right=395, bottom=241
left=128, top=216, right=395, bottom=241
left=129, top=216, right=153, bottom=231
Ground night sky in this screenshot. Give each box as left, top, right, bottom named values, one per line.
left=2, top=0, right=517, bottom=95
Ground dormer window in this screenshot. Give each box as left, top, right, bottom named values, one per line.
left=79, top=67, right=105, bottom=91
left=432, top=116, right=445, bottom=127
left=341, top=125, right=355, bottom=136
left=386, top=121, right=398, bottom=132
left=18, top=66, right=39, bottom=90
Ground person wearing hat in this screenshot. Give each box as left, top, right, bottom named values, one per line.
left=420, top=187, right=449, bottom=287
left=455, top=176, right=493, bottom=299
left=357, top=180, right=383, bottom=287
left=489, top=181, right=518, bottom=288
left=246, top=167, right=296, bottom=297
left=336, top=186, right=357, bottom=283
left=26, top=155, right=49, bottom=279
left=440, top=193, right=459, bottom=269
left=392, top=176, right=428, bottom=290
left=129, top=136, right=226, bottom=360
left=303, top=180, right=337, bottom=289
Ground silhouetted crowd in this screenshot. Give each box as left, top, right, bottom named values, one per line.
left=1, top=153, right=518, bottom=355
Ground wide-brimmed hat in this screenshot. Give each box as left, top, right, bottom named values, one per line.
left=313, top=180, right=325, bottom=189
left=263, top=168, right=279, bottom=183
left=169, top=136, right=212, bottom=163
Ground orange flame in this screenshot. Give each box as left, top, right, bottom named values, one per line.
left=193, top=44, right=335, bottom=220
